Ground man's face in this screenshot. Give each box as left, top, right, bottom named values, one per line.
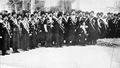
left=71, top=11, right=75, bottom=16
left=79, top=12, right=82, bottom=17
left=31, top=16, right=34, bottom=19
left=38, top=12, right=41, bottom=16
left=90, top=12, right=94, bottom=17
left=49, top=13, right=52, bottom=17
left=13, top=14, right=17, bottom=18
left=82, top=12, right=85, bottom=17
left=97, top=15, right=101, bottom=18
left=18, top=16, right=22, bottom=20
left=101, top=13, right=103, bottom=17
left=107, top=14, right=112, bottom=18
left=24, top=17, right=28, bottom=20
left=4, top=16, right=8, bottom=20
left=85, top=13, right=90, bottom=18
left=66, top=13, right=69, bottom=16
left=34, top=13, right=38, bottom=17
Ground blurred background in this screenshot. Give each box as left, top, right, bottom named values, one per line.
left=0, top=0, right=120, bottom=13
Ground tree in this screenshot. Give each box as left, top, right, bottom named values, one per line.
left=50, top=7, right=60, bottom=12
left=115, top=0, right=120, bottom=11
left=7, top=0, right=22, bottom=12
left=58, top=0, right=75, bottom=11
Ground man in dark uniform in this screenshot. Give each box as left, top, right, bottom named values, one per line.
left=115, top=13, right=120, bottom=38
left=0, top=14, right=9, bottom=55
left=29, top=14, right=37, bottom=49
left=52, top=16, right=59, bottom=47
left=39, top=12, right=49, bottom=47
left=75, top=12, right=87, bottom=45
left=62, top=12, right=70, bottom=45
left=20, top=15, right=30, bottom=51
left=33, top=11, right=40, bottom=47
left=39, top=12, right=47, bottom=47
left=67, top=11, right=77, bottom=45
left=113, top=14, right=118, bottom=38
left=96, top=13, right=107, bottom=38
left=106, top=13, right=115, bottom=38
left=86, top=11, right=98, bottom=45
left=10, top=12, right=19, bottom=53
left=3, top=14, right=11, bottom=51
left=46, top=17, right=53, bottom=47
left=75, top=12, right=89, bottom=45
left=53, top=12, right=65, bottom=47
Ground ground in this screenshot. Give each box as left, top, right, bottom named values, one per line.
left=0, top=39, right=120, bottom=68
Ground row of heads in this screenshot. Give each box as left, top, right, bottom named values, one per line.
left=0, top=10, right=120, bottom=19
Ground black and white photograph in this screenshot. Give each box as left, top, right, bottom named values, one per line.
left=0, top=0, right=120, bottom=68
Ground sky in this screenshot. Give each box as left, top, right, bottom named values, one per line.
left=0, top=0, right=119, bottom=13
left=44, top=0, right=119, bottom=13
left=72, top=0, right=118, bottom=12
left=0, top=0, right=9, bottom=11
left=44, top=0, right=59, bottom=8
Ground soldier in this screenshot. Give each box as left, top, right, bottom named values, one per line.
left=34, top=12, right=40, bottom=47
left=100, top=13, right=108, bottom=38
left=96, top=13, right=107, bottom=38
left=86, top=11, right=98, bottom=45
left=45, top=13, right=54, bottom=47
left=0, top=14, right=9, bottom=55
left=62, top=12, right=70, bottom=45
left=21, top=15, right=29, bottom=51
left=115, top=13, right=120, bottom=38
left=113, top=14, right=118, bottom=38
left=67, top=11, right=77, bottom=45
left=54, top=12, right=65, bottom=47
left=75, top=12, right=89, bottom=45
left=17, top=14, right=23, bottom=49
left=29, top=14, right=37, bottom=49
left=106, top=13, right=115, bottom=38
left=10, top=12, right=19, bottom=53
left=39, top=12, right=47, bottom=47
left=75, top=12, right=87, bottom=45
left=3, top=14, right=11, bottom=51
left=52, top=15, right=59, bottom=47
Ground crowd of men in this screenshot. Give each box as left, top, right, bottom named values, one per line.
left=0, top=10, right=120, bottom=56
